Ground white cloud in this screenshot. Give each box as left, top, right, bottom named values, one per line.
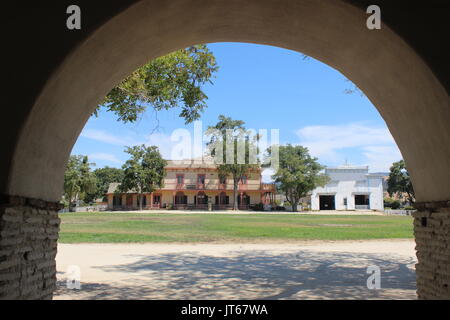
left=145, top=132, right=181, bottom=160
left=295, top=123, right=402, bottom=172
left=362, top=145, right=402, bottom=172
left=81, top=129, right=138, bottom=146
left=261, top=168, right=275, bottom=183
left=80, top=128, right=192, bottom=160
left=89, top=152, right=122, bottom=165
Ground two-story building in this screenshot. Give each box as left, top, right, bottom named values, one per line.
left=106, top=159, right=276, bottom=210
left=311, top=165, right=384, bottom=211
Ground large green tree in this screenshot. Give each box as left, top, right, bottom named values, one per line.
left=267, top=144, right=329, bottom=212
left=63, top=155, right=98, bottom=211
left=85, top=167, right=125, bottom=203
left=206, top=115, right=260, bottom=210
left=119, top=145, right=167, bottom=210
left=387, top=160, right=415, bottom=203
left=95, top=45, right=218, bottom=124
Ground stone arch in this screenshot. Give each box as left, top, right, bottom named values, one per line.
left=1, top=0, right=449, bottom=299
left=6, top=0, right=449, bottom=204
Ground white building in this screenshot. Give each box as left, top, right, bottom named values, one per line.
left=311, top=165, right=384, bottom=211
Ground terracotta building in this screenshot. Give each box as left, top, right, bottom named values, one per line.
left=106, top=159, right=275, bottom=210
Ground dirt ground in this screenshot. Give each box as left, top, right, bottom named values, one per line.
left=54, top=239, right=417, bottom=300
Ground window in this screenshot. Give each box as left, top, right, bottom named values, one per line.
left=176, top=174, right=184, bottom=185
left=218, top=192, right=229, bottom=205
left=355, top=194, right=369, bottom=205
left=113, top=196, right=122, bottom=206
left=240, top=175, right=247, bottom=184
left=219, top=176, right=227, bottom=184
left=197, top=174, right=205, bottom=184
left=197, top=192, right=208, bottom=204
left=137, top=195, right=147, bottom=206
left=175, top=192, right=187, bottom=204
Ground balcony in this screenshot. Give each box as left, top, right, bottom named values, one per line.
left=197, top=183, right=205, bottom=190
left=176, top=183, right=184, bottom=190
left=261, top=183, right=276, bottom=191
left=238, top=184, right=247, bottom=191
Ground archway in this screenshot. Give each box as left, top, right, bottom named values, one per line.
left=1, top=0, right=448, bottom=299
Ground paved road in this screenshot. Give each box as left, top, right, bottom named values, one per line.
left=54, top=240, right=417, bottom=300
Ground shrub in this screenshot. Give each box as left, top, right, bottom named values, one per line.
left=252, top=203, right=265, bottom=211
left=384, top=198, right=401, bottom=209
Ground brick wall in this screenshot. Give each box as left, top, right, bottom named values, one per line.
left=0, top=196, right=60, bottom=300
left=413, top=202, right=450, bottom=299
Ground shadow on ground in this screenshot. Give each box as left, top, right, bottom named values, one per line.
left=55, top=249, right=417, bottom=299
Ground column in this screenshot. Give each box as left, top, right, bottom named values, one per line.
left=413, top=202, right=450, bottom=299
left=0, top=196, right=60, bottom=299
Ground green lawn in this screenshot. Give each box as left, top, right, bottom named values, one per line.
left=58, top=212, right=414, bottom=243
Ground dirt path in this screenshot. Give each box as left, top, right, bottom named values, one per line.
left=54, top=239, right=417, bottom=300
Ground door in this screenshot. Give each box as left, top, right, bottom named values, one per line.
left=319, top=195, right=335, bottom=210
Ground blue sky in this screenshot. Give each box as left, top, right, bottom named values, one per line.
left=71, top=42, right=401, bottom=178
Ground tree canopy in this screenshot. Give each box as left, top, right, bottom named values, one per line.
left=63, top=155, right=97, bottom=210
left=267, top=144, right=329, bottom=212
left=119, top=145, right=167, bottom=210
left=96, top=45, right=218, bottom=124
left=206, top=115, right=260, bottom=210
left=387, top=160, right=415, bottom=203
left=84, top=167, right=125, bottom=203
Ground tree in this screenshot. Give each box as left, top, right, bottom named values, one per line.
left=85, top=167, right=125, bottom=203
left=387, top=160, right=415, bottom=203
left=119, top=145, right=167, bottom=210
left=267, top=144, right=329, bottom=212
left=206, top=115, right=260, bottom=210
left=63, top=155, right=98, bottom=211
left=95, top=45, right=218, bottom=125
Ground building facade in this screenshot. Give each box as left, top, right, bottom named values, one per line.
left=107, top=159, right=275, bottom=210
left=311, top=165, right=384, bottom=211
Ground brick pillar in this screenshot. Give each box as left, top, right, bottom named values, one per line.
left=413, top=201, right=450, bottom=299
left=0, top=195, right=61, bottom=300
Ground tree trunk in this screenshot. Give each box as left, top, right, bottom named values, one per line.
left=68, top=192, right=74, bottom=212
left=292, top=203, right=297, bottom=212
left=233, top=177, right=238, bottom=210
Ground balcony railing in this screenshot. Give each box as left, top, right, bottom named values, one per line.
left=162, top=182, right=275, bottom=191
left=238, top=184, right=248, bottom=191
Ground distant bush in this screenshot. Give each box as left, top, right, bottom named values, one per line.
left=384, top=198, right=401, bottom=209
left=252, top=203, right=265, bottom=211
left=403, top=205, right=415, bottom=210
left=275, top=206, right=286, bottom=211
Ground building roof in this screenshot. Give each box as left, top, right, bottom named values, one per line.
left=165, top=158, right=217, bottom=169
left=107, top=182, right=138, bottom=194
left=326, top=165, right=369, bottom=170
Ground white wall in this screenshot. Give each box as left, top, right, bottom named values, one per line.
left=311, top=167, right=384, bottom=211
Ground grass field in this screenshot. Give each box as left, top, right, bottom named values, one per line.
left=58, top=212, right=414, bottom=243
